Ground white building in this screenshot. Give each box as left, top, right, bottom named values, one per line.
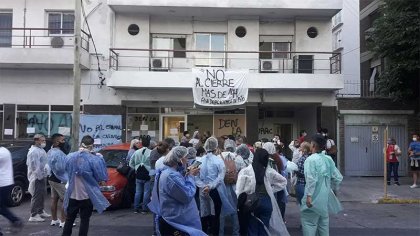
left=332, top=0, right=360, bottom=96
left=0, top=0, right=343, bottom=150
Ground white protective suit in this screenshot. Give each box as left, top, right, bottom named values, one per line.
left=236, top=165, right=290, bottom=236
left=26, top=145, right=48, bottom=195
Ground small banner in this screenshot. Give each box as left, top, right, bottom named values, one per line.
left=193, top=68, right=248, bottom=106
left=79, top=115, right=122, bottom=151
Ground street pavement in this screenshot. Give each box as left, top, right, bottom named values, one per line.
left=0, top=177, right=419, bottom=236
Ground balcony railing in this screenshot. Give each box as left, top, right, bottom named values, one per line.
left=109, top=48, right=341, bottom=74
left=0, top=28, right=90, bottom=51
left=337, top=80, right=384, bottom=98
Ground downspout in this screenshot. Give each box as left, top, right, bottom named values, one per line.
left=23, top=0, right=27, bottom=47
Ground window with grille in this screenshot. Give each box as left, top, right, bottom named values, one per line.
left=48, top=12, right=74, bottom=35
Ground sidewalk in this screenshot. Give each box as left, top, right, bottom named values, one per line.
left=337, top=176, right=420, bottom=202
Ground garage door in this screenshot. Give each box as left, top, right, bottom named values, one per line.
left=344, top=125, right=407, bottom=176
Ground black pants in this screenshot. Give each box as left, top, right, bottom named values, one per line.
left=0, top=185, right=20, bottom=230
left=209, top=189, right=222, bottom=236
left=62, top=199, right=93, bottom=236
left=158, top=217, right=188, bottom=236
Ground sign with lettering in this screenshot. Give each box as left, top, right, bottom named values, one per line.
left=79, top=115, right=122, bottom=151
left=193, top=68, right=248, bottom=106
left=213, top=115, right=246, bottom=137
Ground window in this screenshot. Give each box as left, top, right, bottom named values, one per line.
left=127, top=113, right=160, bottom=141
left=0, top=12, right=12, bottom=47
left=128, top=24, right=140, bottom=36
left=152, top=35, right=187, bottom=58
left=333, top=11, right=342, bottom=27
left=48, top=12, right=74, bottom=35
left=259, top=42, right=291, bottom=59
left=16, top=105, right=72, bottom=138
left=173, top=38, right=186, bottom=58
left=195, top=33, right=225, bottom=67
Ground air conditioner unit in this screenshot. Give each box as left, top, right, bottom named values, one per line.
left=151, top=57, right=169, bottom=71
left=260, top=59, right=279, bottom=73
left=51, top=36, right=64, bottom=48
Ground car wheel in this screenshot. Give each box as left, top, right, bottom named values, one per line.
left=7, top=180, right=25, bottom=207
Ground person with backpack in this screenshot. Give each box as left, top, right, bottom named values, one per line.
left=219, top=139, right=245, bottom=236
left=129, top=137, right=152, bottom=214
left=321, top=128, right=337, bottom=167
left=195, top=137, right=236, bottom=236
left=236, top=149, right=289, bottom=236
left=236, top=144, right=252, bottom=167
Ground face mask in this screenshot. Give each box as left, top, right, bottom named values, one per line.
left=40, top=142, right=46, bottom=148
left=322, top=133, right=327, bottom=137
left=414, top=138, right=418, bottom=142
left=58, top=142, right=66, bottom=148
left=186, top=134, right=190, bottom=138
left=387, top=141, right=392, bottom=145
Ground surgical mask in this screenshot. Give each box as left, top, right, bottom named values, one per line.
left=58, top=142, right=66, bottom=148
left=414, top=138, right=418, bottom=142
left=40, top=142, right=46, bottom=148
left=322, top=133, right=327, bottom=137
left=387, top=141, right=392, bottom=145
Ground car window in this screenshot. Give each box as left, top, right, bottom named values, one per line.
left=99, top=150, right=128, bottom=168
left=7, top=146, right=29, bottom=162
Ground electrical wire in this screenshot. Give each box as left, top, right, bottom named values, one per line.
left=80, top=0, right=105, bottom=88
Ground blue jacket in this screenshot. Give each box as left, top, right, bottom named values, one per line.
left=64, top=151, right=110, bottom=213
left=148, top=167, right=206, bottom=236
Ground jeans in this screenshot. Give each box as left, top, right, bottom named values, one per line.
left=0, top=185, right=21, bottom=230
left=134, top=179, right=151, bottom=211
left=30, top=178, right=46, bottom=217
left=295, top=183, right=305, bottom=205
left=248, top=195, right=272, bottom=236
left=62, top=199, right=93, bottom=236
left=276, top=190, right=286, bottom=220
left=209, top=189, right=222, bottom=236
left=387, top=162, right=399, bottom=183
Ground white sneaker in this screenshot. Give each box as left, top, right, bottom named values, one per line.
left=40, top=211, right=51, bottom=218
left=51, top=219, right=60, bottom=226
left=416, top=160, right=419, bottom=167
left=59, top=221, right=76, bottom=228
left=411, top=159, right=414, bottom=166
left=410, top=184, right=418, bottom=189
left=29, top=214, right=45, bottom=222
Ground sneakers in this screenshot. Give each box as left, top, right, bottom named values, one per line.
left=40, top=211, right=51, bottom=218
left=134, top=209, right=140, bottom=214
left=410, top=184, right=418, bottom=189
left=394, top=182, right=400, bottom=186
left=59, top=221, right=76, bottom=228
left=29, top=214, right=45, bottom=222
left=411, top=159, right=415, bottom=166
left=51, top=219, right=60, bottom=226
left=416, top=160, right=419, bottom=167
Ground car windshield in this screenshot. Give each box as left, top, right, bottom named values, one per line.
left=99, top=149, right=128, bottom=168
left=7, top=146, right=30, bottom=162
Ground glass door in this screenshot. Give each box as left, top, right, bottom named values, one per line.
left=161, top=115, right=186, bottom=143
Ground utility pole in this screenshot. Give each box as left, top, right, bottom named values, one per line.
left=71, top=0, right=82, bottom=151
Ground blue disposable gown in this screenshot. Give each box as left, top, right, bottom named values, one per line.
left=301, top=152, right=343, bottom=217
left=148, top=167, right=207, bottom=236
left=195, top=153, right=236, bottom=217
left=47, top=147, right=68, bottom=183
left=64, top=151, right=110, bottom=213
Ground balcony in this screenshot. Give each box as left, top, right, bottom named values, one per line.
left=108, top=48, right=343, bottom=90
left=0, top=28, right=91, bottom=69
left=337, top=80, right=386, bottom=98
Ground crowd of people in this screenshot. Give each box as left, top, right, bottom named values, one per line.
left=126, top=130, right=344, bottom=236
left=0, top=130, right=418, bottom=236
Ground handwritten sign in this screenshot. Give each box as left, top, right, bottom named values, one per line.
left=79, top=115, right=122, bottom=151
left=213, top=115, right=246, bottom=137
left=193, top=68, right=248, bottom=106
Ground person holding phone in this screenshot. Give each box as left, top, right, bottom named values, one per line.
left=148, top=146, right=205, bottom=236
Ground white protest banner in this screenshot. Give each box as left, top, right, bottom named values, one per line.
left=79, top=115, right=122, bottom=151
left=193, top=68, right=248, bottom=106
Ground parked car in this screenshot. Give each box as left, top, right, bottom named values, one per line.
left=6, top=145, right=30, bottom=207
left=99, top=143, right=136, bottom=209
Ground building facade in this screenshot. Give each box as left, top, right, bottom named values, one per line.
left=0, top=0, right=343, bottom=151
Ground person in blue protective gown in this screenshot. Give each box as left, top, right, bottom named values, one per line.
left=195, top=137, right=236, bottom=235
left=62, top=135, right=110, bottom=236
left=300, top=134, right=343, bottom=236
left=148, top=146, right=206, bottom=236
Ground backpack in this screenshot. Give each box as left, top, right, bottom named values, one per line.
left=223, top=153, right=238, bottom=185
left=326, top=139, right=337, bottom=155
left=135, top=149, right=150, bottom=181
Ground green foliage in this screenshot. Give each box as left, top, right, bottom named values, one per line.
left=367, top=0, right=420, bottom=101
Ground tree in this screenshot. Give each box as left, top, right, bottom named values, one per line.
left=368, top=0, right=420, bottom=103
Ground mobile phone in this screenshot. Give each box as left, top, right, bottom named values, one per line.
left=189, top=160, right=202, bottom=169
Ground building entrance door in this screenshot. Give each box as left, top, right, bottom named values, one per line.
left=161, top=115, right=186, bottom=143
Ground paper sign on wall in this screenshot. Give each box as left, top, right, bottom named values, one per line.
left=58, top=127, right=71, bottom=136
left=94, top=139, right=102, bottom=145
left=4, top=129, right=13, bottom=135
left=170, top=128, right=178, bottom=135
left=147, top=131, right=156, bottom=137
left=26, top=127, right=36, bottom=134
left=140, top=125, right=148, bottom=131
left=131, top=131, right=140, bottom=137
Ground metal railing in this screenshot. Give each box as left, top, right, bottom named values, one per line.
left=0, top=27, right=90, bottom=51
left=337, top=80, right=384, bottom=98
left=109, top=48, right=341, bottom=74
